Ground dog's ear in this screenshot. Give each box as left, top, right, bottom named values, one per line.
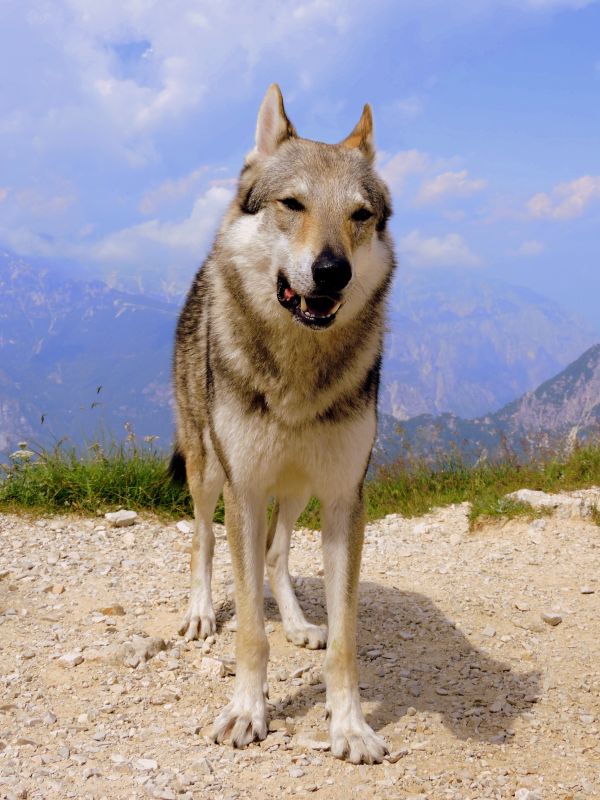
left=340, top=104, right=374, bottom=163
left=254, top=84, right=297, bottom=157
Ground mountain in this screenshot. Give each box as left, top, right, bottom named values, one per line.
left=0, top=251, right=177, bottom=454
left=377, top=343, right=600, bottom=466
left=381, top=270, right=595, bottom=420
left=0, top=251, right=596, bottom=459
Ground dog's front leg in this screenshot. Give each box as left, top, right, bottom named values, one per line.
left=211, top=481, right=269, bottom=747
left=321, top=491, right=388, bottom=764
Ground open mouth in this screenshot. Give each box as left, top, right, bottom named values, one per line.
left=277, top=273, right=342, bottom=329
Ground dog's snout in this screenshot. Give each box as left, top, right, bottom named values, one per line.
left=311, top=249, right=352, bottom=293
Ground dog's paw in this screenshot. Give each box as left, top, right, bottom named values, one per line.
left=210, top=696, right=268, bottom=748
left=284, top=622, right=328, bottom=650
left=178, top=608, right=216, bottom=641
left=329, top=720, right=388, bottom=765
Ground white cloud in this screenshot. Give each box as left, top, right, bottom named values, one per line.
left=416, top=170, right=487, bottom=205
left=389, top=95, right=424, bottom=120
left=527, top=175, right=600, bottom=220
left=515, top=239, right=545, bottom=256
left=378, top=150, right=429, bottom=194
left=87, top=185, right=233, bottom=264
left=399, top=229, right=482, bottom=268
left=139, top=167, right=211, bottom=215
left=0, top=184, right=233, bottom=273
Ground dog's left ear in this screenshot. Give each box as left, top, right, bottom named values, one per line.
left=340, top=104, right=374, bottom=163
left=254, top=84, right=297, bottom=157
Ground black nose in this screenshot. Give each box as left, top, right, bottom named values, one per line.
left=311, top=249, right=352, bottom=293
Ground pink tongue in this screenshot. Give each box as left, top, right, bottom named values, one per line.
left=283, top=287, right=296, bottom=301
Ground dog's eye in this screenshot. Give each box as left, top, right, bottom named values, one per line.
left=351, top=207, right=373, bottom=222
left=279, top=197, right=305, bottom=212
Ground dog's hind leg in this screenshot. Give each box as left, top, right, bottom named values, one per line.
left=320, top=489, right=388, bottom=764
left=266, top=495, right=327, bottom=650
left=211, top=481, right=269, bottom=747
left=178, top=444, right=224, bottom=641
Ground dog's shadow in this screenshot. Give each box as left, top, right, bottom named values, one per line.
left=218, top=576, right=541, bottom=744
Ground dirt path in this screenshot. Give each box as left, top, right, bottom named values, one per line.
left=0, top=497, right=599, bottom=799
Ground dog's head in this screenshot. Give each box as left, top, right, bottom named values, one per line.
left=222, top=84, right=393, bottom=331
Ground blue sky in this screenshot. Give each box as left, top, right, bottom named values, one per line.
left=1, top=0, right=599, bottom=328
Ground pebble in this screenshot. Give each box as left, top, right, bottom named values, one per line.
left=121, top=635, right=166, bottom=668
left=541, top=612, right=563, bottom=627
left=580, top=586, right=595, bottom=594
left=133, top=758, right=158, bottom=771
left=292, top=731, right=330, bottom=751
left=100, top=604, right=126, bottom=616
left=105, top=510, right=138, bottom=527
left=199, top=656, right=226, bottom=678
left=176, top=520, right=193, bottom=534
left=289, top=767, right=306, bottom=778
left=58, top=651, right=84, bottom=668
left=514, top=790, right=542, bottom=800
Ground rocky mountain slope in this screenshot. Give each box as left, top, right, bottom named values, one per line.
left=378, top=343, right=600, bottom=465
left=0, top=252, right=176, bottom=453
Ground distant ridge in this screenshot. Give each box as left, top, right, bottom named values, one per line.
left=376, top=343, right=600, bottom=466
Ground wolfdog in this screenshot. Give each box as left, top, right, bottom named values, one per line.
left=171, top=84, right=395, bottom=764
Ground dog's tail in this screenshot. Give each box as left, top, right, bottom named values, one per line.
left=167, top=447, right=187, bottom=486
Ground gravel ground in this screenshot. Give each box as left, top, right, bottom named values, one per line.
left=1, top=492, right=599, bottom=800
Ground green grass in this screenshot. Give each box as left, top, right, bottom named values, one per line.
left=2, top=436, right=600, bottom=529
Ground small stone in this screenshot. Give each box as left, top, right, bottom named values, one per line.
left=105, top=510, right=138, bottom=527
left=482, top=625, right=496, bottom=637
left=43, top=711, right=57, bottom=725
left=22, top=649, right=35, bottom=660
left=580, top=713, right=595, bottom=724
left=121, top=635, right=166, bottom=668
left=386, top=748, right=409, bottom=763
left=100, top=604, right=126, bottom=616
left=514, top=790, right=542, bottom=800
left=580, top=586, right=595, bottom=594
left=541, top=612, right=562, bottom=627
left=292, top=731, right=330, bottom=751
left=83, top=767, right=101, bottom=780
left=123, top=531, right=136, bottom=546
left=514, top=601, right=530, bottom=612
left=176, top=520, right=193, bottom=534
left=289, top=767, right=306, bottom=778
left=51, top=584, right=65, bottom=595
left=47, top=552, right=60, bottom=565
left=58, top=745, right=70, bottom=759
left=58, top=651, right=84, bottom=668
left=133, top=758, right=158, bottom=771
left=199, top=657, right=226, bottom=678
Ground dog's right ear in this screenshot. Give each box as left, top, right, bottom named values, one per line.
left=254, top=84, right=297, bottom=158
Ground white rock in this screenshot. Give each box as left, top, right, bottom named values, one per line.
left=292, top=731, right=330, bottom=751
left=58, top=651, right=84, bottom=668
left=289, top=767, right=306, bottom=778
left=507, top=489, right=582, bottom=518
left=176, top=520, right=193, bottom=534
left=515, top=790, right=542, bottom=800
left=105, top=510, right=138, bottom=527
left=199, top=657, right=226, bottom=678
left=121, top=635, right=167, bottom=668
left=133, top=757, right=158, bottom=771
left=541, top=611, right=562, bottom=627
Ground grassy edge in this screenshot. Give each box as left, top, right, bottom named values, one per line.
left=2, top=440, right=600, bottom=530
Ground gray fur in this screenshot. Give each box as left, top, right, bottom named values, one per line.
left=172, top=84, right=395, bottom=763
